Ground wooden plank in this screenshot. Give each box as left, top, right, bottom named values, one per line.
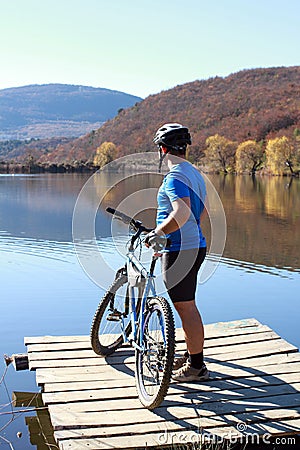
left=24, top=335, right=90, bottom=345
left=43, top=370, right=300, bottom=395
left=175, top=319, right=268, bottom=341
left=26, top=324, right=274, bottom=354
left=205, top=340, right=298, bottom=361
left=24, top=318, right=261, bottom=345
left=58, top=418, right=300, bottom=450
left=26, top=329, right=279, bottom=355
left=35, top=354, right=300, bottom=385
left=44, top=379, right=300, bottom=409
left=244, top=417, right=300, bottom=435
left=178, top=329, right=279, bottom=348
left=205, top=418, right=300, bottom=437
left=54, top=417, right=224, bottom=441
left=36, top=365, right=133, bottom=384
left=198, top=418, right=300, bottom=441
left=29, top=355, right=134, bottom=370
left=52, top=396, right=296, bottom=428
left=28, top=336, right=297, bottom=364
left=54, top=408, right=300, bottom=441
left=49, top=393, right=300, bottom=430
left=29, top=343, right=298, bottom=374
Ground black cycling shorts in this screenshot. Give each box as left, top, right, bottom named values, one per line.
left=161, top=247, right=206, bottom=303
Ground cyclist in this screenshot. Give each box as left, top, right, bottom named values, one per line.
left=145, top=123, right=209, bottom=382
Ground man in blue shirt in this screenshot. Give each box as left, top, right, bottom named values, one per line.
left=145, top=123, right=209, bottom=383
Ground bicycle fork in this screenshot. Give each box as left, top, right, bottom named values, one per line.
left=127, top=276, right=156, bottom=352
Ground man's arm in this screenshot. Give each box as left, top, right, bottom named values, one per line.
left=200, top=197, right=209, bottom=221
left=155, top=197, right=191, bottom=236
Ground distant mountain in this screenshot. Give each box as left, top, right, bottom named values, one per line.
left=41, top=66, right=299, bottom=164
left=0, top=84, right=142, bottom=140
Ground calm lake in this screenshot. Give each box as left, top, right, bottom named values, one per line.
left=0, top=172, right=299, bottom=449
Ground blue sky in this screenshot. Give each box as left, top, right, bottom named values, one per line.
left=1, top=0, right=299, bottom=98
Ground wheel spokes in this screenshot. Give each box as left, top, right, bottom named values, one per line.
left=98, top=285, right=129, bottom=348
left=139, top=309, right=167, bottom=395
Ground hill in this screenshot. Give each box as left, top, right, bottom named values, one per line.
left=0, top=137, right=73, bottom=163
left=0, top=84, right=142, bottom=141
left=41, top=66, right=300, bottom=165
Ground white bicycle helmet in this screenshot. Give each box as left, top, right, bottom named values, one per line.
left=153, top=123, right=191, bottom=147
left=153, top=123, right=191, bottom=172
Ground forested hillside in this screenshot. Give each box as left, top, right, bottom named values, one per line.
left=40, top=66, right=300, bottom=167
left=1, top=67, right=299, bottom=175
left=0, top=137, right=73, bottom=161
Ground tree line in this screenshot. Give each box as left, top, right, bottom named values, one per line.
left=1, top=129, right=300, bottom=176
left=201, top=128, right=300, bottom=176
left=0, top=157, right=95, bottom=174
left=92, top=128, right=300, bottom=177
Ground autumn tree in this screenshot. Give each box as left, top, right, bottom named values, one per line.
left=292, top=128, right=300, bottom=175
left=204, top=134, right=236, bottom=173
left=235, top=140, right=264, bottom=174
left=265, top=136, right=299, bottom=175
left=24, top=153, right=38, bottom=173
left=93, top=142, right=117, bottom=168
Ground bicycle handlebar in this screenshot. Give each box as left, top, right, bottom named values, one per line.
left=106, top=206, right=171, bottom=250
left=106, top=207, right=152, bottom=233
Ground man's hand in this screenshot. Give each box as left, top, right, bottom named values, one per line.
left=144, top=230, right=167, bottom=253
left=144, top=230, right=154, bottom=248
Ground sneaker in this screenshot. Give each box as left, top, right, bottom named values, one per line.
left=172, top=361, right=209, bottom=383
left=173, top=353, right=189, bottom=371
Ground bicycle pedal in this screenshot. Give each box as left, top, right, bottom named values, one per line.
left=107, top=310, right=123, bottom=322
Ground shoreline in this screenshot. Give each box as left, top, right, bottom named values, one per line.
left=1, top=163, right=299, bottom=177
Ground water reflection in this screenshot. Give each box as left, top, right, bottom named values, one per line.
left=205, top=174, right=300, bottom=272
left=264, top=176, right=298, bottom=219
left=0, top=173, right=90, bottom=241
left=233, top=175, right=299, bottom=220
left=11, top=392, right=56, bottom=450
left=209, top=174, right=300, bottom=222
left=0, top=173, right=299, bottom=272
left=219, top=255, right=292, bottom=279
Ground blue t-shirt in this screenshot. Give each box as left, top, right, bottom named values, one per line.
left=156, top=161, right=207, bottom=251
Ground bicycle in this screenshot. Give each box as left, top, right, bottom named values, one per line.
left=91, top=207, right=175, bottom=410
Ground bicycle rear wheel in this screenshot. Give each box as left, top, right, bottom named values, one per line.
left=135, top=296, right=175, bottom=410
left=91, top=270, right=130, bottom=357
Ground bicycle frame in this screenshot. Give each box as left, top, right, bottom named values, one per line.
left=105, top=206, right=168, bottom=354
left=121, top=249, right=158, bottom=352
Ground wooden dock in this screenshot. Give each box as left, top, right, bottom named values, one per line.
left=24, top=318, right=300, bottom=449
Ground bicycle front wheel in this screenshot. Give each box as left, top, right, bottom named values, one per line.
left=135, top=296, right=175, bottom=410
left=91, top=272, right=130, bottom=357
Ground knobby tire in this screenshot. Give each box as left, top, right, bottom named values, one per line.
left=90, top=273, right=129, bottom=357
left=135, top=296, right=175, bottom=410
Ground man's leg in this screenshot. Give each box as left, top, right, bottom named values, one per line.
left=162, top=248, right=209, bottom=380
left=172, top=299, right=209, bottom=381
left=174, top=300, right=204, bottom=354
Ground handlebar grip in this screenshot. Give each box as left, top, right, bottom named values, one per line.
left=106, top=207, right=116, bottom=215
left=106, top=207, right=138, bottom=227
